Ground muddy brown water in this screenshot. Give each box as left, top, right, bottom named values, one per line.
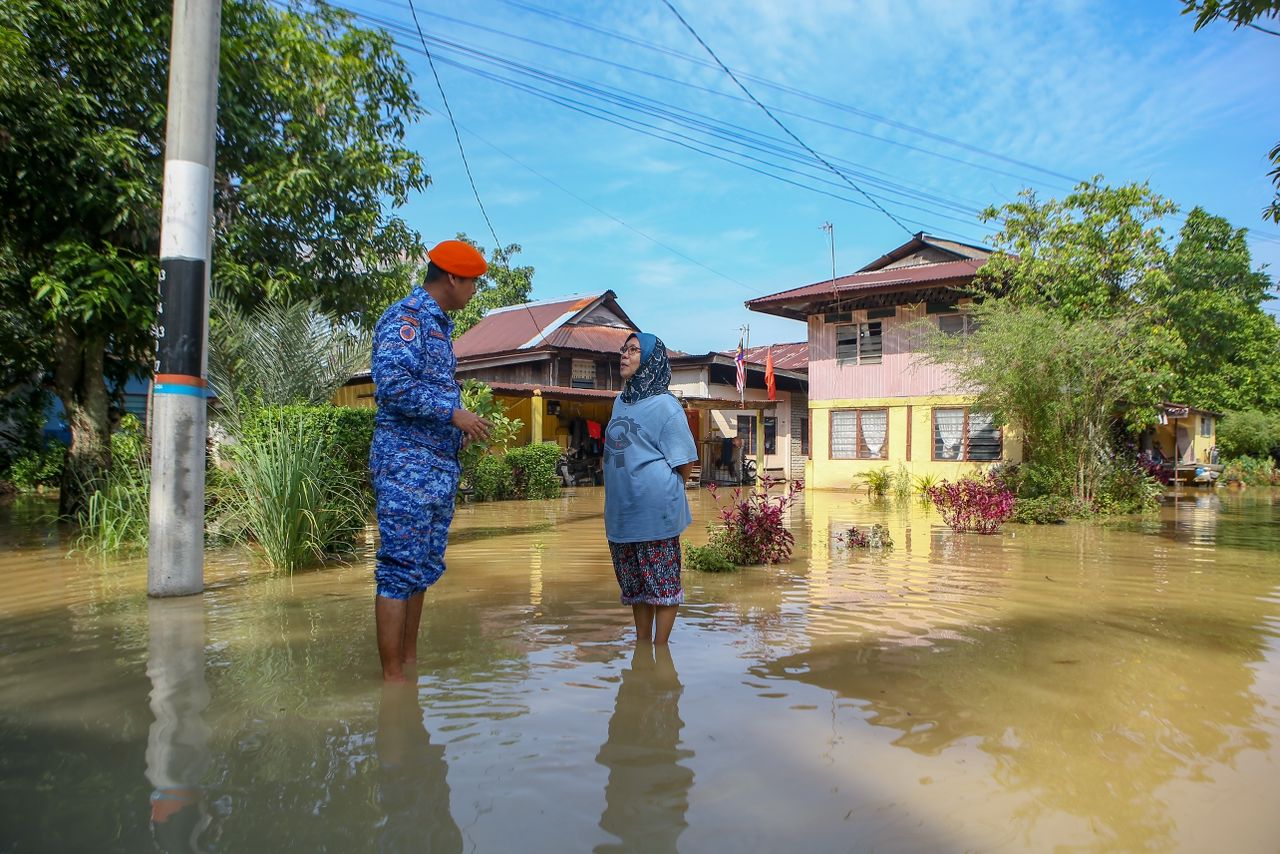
left=0, top=487, right=1278, bottom=852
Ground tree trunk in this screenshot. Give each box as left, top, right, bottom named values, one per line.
left=53, top=320, right=112, bottom=517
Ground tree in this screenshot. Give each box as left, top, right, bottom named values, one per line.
left=914, top=300, right=1175, bottom=504
left=0, top=0, right=427, bottom=513
left=1180, top=1, right=1280, bottom=223
left=1164, top=207, right=1280, bottom=411
left=446, top=238, right=535, bottom=339
left=976, top=178, right=1179, bottom=322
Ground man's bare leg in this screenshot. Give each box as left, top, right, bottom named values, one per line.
left=631, top=604, right=655, bottom=642
left=653, top=605, right=678, bottom=645
left=402, top=591, right=425, bottom=666
left=375, top=595, right=409, bottom=682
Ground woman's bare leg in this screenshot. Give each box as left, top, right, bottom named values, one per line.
left=653, top=605, right=678, bottom=644
left=632, top=604, right=655, bottom=642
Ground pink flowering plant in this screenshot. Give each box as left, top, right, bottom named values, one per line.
left=690, top=476, right=805, bottom=569
left=925, top=472, right=1015, bottom=534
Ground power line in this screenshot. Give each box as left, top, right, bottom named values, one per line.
left=404, top=0, right=505, bottom=260
left=658, top=0, right=915, bottom=236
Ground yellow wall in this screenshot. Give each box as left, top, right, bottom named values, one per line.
left=333, top=382, right=376, bottom=409
left=1150, top=412, right=1217, bottom=465
left=807, top=394, right=1023, bottom=491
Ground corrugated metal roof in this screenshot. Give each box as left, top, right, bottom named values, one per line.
left=486, top=382, right=619, bottom=400
left=748, top=258, right=985, bottom=308
left=540, top=324, right=636, bottom=354
left=455, top=295, right=604, bottom=359
left=735, top=342, right=808, bottom=371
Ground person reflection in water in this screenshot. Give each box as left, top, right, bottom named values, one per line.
left=145, top=599, right=213, bottom=853
left=604, top=332, right=698, bottom=645
left=376, top=683, right=462, bottom=853
left=595, top=644, right=694, bottom=853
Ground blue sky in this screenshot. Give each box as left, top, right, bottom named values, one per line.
left=342, top=0, right=1280, bottom=354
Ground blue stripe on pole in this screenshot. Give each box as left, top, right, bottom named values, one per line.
left=153, top=384, right=208, bottom=398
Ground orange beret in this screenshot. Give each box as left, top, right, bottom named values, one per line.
left=428, top=240, right=487, bottom=277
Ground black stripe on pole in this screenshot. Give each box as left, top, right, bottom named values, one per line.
left=156, top=258, right=206, bottom=378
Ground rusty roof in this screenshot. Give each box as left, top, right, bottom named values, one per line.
left=735, top=342, right=808, bottom=372
left=454, top=292, right=637, bottom=359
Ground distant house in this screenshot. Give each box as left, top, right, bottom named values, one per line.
left=338, top=291, right=809, bottom=483
left=747, top=232, right=1024, bottom=490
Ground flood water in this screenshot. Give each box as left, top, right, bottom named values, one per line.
left=1, top=487, right=1278, bottom=852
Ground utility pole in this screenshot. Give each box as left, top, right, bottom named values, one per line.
left=148, top=0, right=222, bottom=597
left=821, top=222, right=836, bottom=310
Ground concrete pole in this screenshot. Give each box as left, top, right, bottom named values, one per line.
left=148, top=0, right=221, bottom=597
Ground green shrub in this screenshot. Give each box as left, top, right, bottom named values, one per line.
left=855, top=466, right=892, bottom=498
left=216, top=414, right=372, bottom=571
left=1095, top=458, right=1163, bottom=514
left=239, top=405, right=375, bottom=482
left=1216, top=410, right=1279, bottom=460
left=74, top=415, right=151, bottom=553
left=7, top=439, right=67, bottom=492
left=685, top=539, right=737, bottom=572
left=504, top=443, right=561, bottom=500
left=471, top=454, right=512, bottom=502
left=1013, top=462, right=1073, bottom=499
left=911, top=472, right=940, bottom=497
left=459, top=379, right=523, bottom=489
left=1010, top=495, right=1077, bottom=525
left=890, top=464, right=912, bottom=500
left=1221, top=455, right=1280, bottom=486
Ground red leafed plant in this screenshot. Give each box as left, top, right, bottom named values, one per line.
left=704, top=476, right=805, bottom=565
left=926, top=472, right=1015, bottom=534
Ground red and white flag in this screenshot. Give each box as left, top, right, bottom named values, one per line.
left=734, top=338, right=746, bottom=395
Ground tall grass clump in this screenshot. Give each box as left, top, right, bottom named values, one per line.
left=215, top=417, right=371, bottom=572
left=75, top=415, right=150, bottom=553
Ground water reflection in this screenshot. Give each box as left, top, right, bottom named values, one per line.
left=146, top=598, right=213, bottom=852
left=375, top=683, right=461, bottom=853
left=595, top=645, right=694, bottom=853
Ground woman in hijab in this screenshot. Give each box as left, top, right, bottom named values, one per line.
left=603, top=332, right=698, bottom=645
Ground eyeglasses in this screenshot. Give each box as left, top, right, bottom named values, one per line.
left=618, top=346, right=641, bottom=356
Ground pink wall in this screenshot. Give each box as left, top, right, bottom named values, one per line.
left=806, top=307, right=971, bottom=401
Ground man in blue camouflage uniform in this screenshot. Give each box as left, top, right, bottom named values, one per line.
left=370, top=239, right=492, bottom=682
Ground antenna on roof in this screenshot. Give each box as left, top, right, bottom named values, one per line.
left=821, top=222, right=838, bottom=315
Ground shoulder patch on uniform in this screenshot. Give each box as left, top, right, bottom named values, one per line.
left=399, top=324, right=416, bottom=342
left=428, top=329, right=448, bottom=341
left=399, top=315, right=419, bottom=327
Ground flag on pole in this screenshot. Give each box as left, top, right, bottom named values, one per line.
left=765, top=346, right=776, bottom=401
left=734, top=337, right=746, bottom=396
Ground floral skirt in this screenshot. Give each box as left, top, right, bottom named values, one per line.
left=607, top=536, right=684, bottom=606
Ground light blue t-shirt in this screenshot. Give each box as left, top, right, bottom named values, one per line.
left=603, top=393, right=698, bottom=543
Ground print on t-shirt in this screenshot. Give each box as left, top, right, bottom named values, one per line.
left=605, top=416, right=641, bottom=468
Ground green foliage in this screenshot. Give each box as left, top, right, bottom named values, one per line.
left=890, top=464, right=913, bottom=500
left=73, top=414, right=150, bottom=552
left=458, top=379, right=522, bottom=488
left=1094, top=459, right=1164, bottom=515
left=1215, top=410, right=1280, bottom=459
left=209, top=297, right=371, bottom=430
left=1010, top=496, right=1077, bottom=525
left=0, top=386, right=47, bottom=473
left=915, top=299, right=1174, bottom=503
left=239, top=405, right=375, bottom=481
left=911, top=472, right=940, bottom=497
left=442, top=239, right=535, bottom=340
left=685, top=539, right=738, bottom=573
left=6, top=439, right=66, bottom=492
left=0, top=0, right=427, bottom=508
left=504, top=443, right=562, bottom=500
left=1221, top=455, right=1280, bottom=486
left=854, top=466, right=893, bottom=498
left=471, top=454, right=511, bottom=502
left=976, top=179, right=1179, bottom=322
left=1163, top=209, right=1280, bottom=412
left=215, top=415, right=372, bottom=571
